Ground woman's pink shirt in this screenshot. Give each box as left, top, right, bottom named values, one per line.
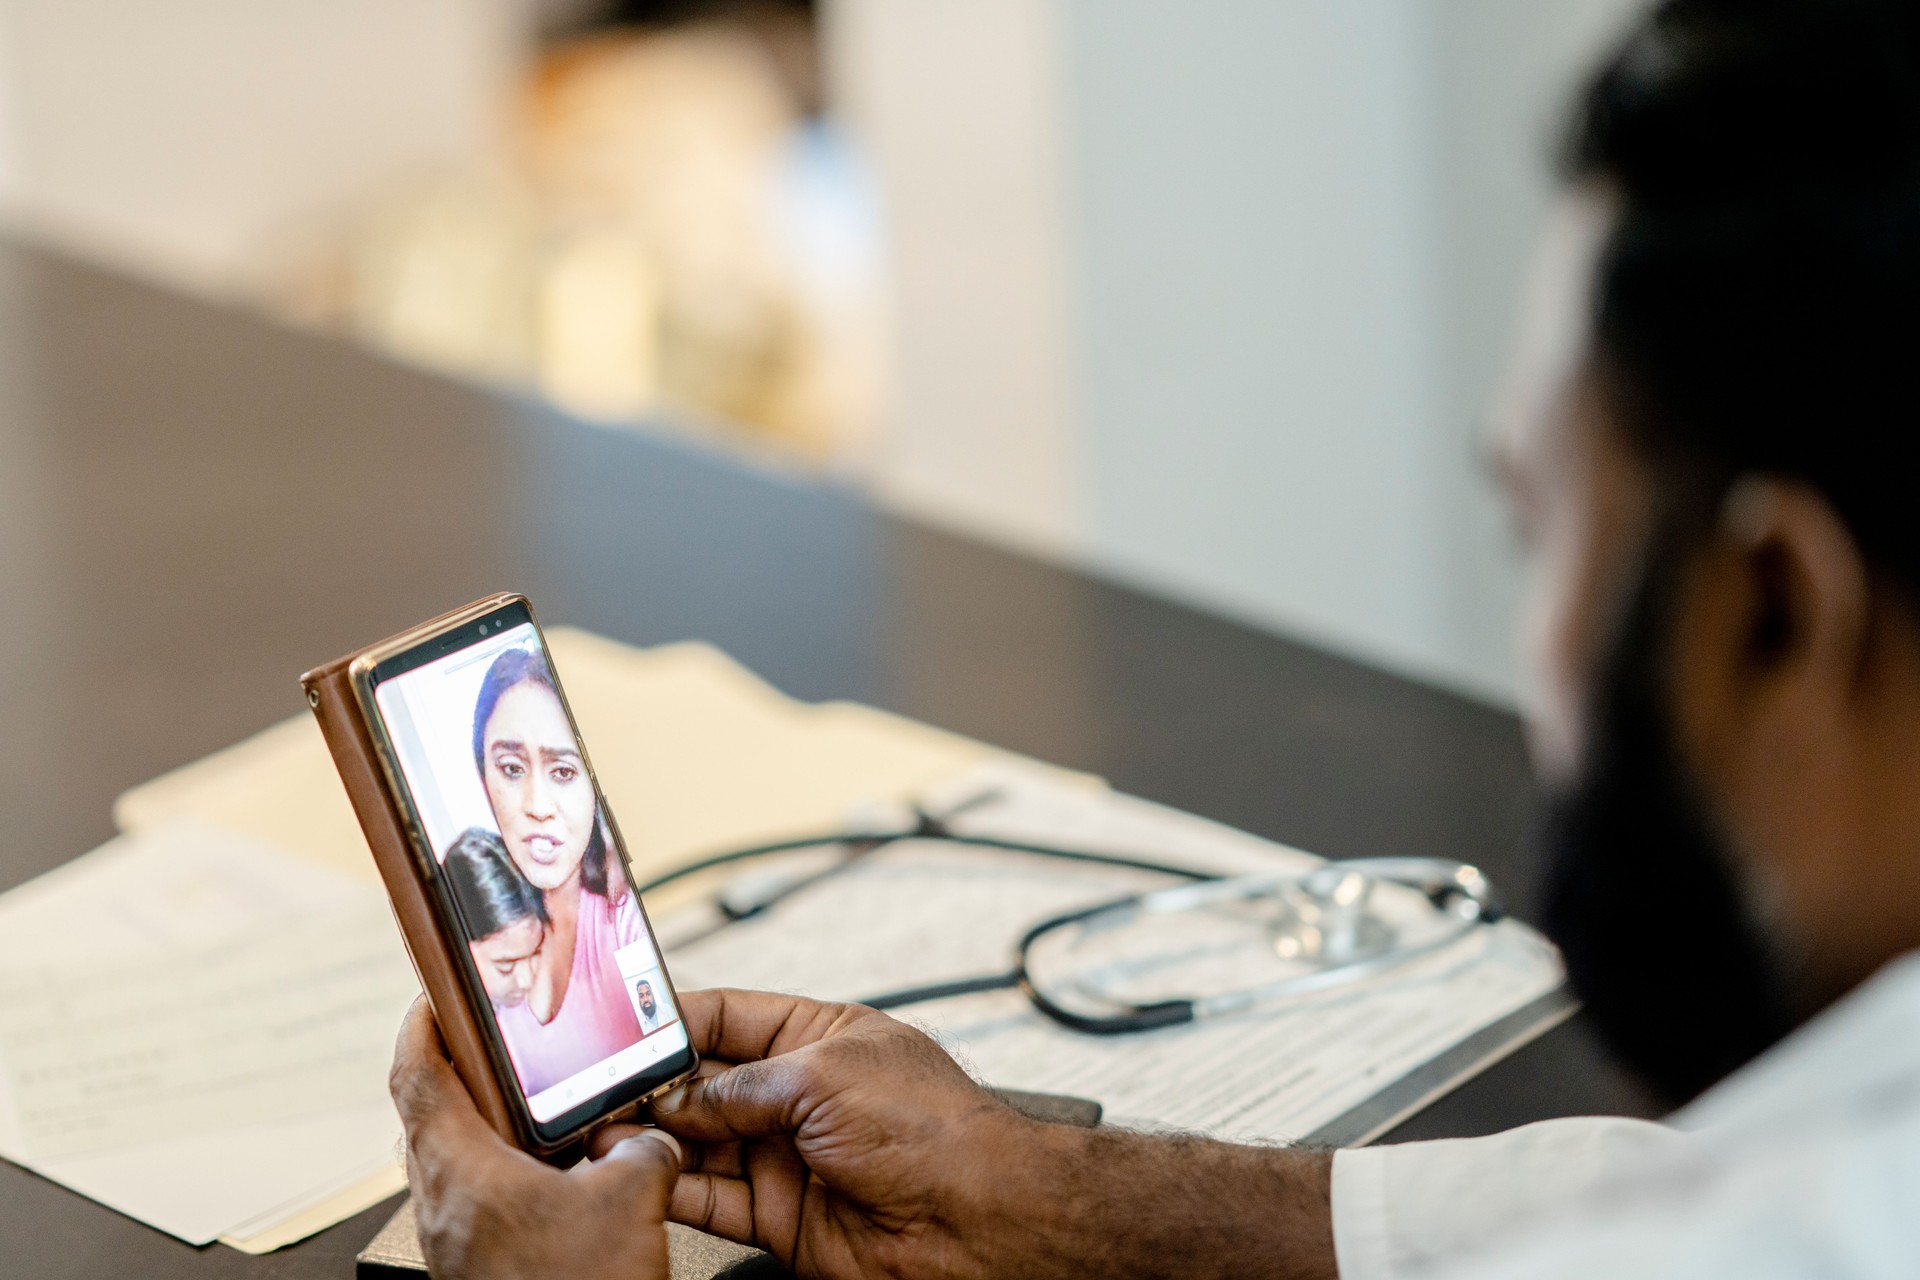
left=493, top=887, right=645, bottom=1097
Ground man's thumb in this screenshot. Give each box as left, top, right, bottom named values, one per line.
left=585, top=1128, right=682, bottom=1215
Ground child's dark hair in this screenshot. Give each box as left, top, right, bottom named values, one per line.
left=443, top=826, right=549, bottom=940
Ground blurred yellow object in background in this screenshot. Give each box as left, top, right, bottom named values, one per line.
left=345, top=177, right=538, bottom=384
left=536, top=225, right=665, bottom=419
left=278, top=18, right=881, bottom=463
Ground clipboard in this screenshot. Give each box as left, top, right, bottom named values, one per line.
left=659, top=764, right=1573, bottom=1149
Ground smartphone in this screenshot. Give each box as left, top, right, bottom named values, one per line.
left=303, top=594, right=696, bottom=1157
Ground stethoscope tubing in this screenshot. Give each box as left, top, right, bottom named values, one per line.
left=636, top=825, right=1217, bottom=905
left=641, top=814, right=1502, bottom=1035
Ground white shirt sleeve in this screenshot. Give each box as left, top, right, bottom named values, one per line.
left=1330, top=1116, right=1680, bottom=1280
left=1330, top=958, right=1920, bottom=1279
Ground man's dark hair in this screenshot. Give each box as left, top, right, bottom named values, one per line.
left=443, top=826, right=550, bottom=941
left=1568, top=0, right=1920, bottom=582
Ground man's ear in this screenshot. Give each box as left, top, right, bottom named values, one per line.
left=1720, top=477, right=1870, bottom=685
left=1672, top=476, right=1872, bottom=786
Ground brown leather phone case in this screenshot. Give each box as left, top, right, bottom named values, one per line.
left=302, top=595, right=558, bottom=1158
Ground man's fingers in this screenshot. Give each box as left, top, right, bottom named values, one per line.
left=589, top=1121, right=743, bottom=1177
left=579, top=1129, right=682, bottom=1222
left=686, top=1139, right=744, bottom=1178
left=650, top=1054, right=816, bottom=1143
left=678, top=989, right=866, bottom=1062
left=669, top=1171, right=760, bottom=1244
left=586, top=1122, right=655, bottom=1162
left=389, top=998, right=498, bottom=1161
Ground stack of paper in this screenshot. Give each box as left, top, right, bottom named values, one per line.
left=3, top=630, right=1051, bottom=1251
left=0, top=823, right=418, bottom=1248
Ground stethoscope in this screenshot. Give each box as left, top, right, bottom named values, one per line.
left=637, top=802, right=1505, bottom=1035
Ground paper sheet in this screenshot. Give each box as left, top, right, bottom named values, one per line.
left=0, top=823, right=415, bottom=1244
left=0, top=909, right=415, bottom=1161
left=32, top=1102, right=404, bottom=1249
left=218, top=1156, right=407, bottom=1253
left=668, top=766, right=1565, bottom=1143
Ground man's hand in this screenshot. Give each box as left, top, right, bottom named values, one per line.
left=390, top=999, right=682, bottom=1280
left=590, top=989, right=1025, bottom=1279
left=595, top=989, right=1337, bottom=1280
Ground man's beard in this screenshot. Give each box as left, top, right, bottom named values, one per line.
left=1536, top=537, right=1799, bottom=1110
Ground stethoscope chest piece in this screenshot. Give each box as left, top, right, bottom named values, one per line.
left=1267, top=866, right=1397, bottom=965
left=1014, top=857, right=1503, bottom=1034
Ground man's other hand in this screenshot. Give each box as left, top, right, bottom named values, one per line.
left=606, top=989, right=1337, bottom=1280
left=592, top=989, right=1040, bottom=1280
left=391, top=998, right=681, bottom=1280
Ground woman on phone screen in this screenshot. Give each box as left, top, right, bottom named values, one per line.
left=470, top=649, right=643, bottom=1093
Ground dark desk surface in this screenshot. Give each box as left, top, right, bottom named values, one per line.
left=0, top=238, right=1655, bottom=1278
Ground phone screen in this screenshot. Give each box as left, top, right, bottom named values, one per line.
left=367, top=606, right=690, bottom=1131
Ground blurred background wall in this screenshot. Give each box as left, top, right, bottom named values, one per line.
left=0, top=0, right=1645, bottom=704
left=843, top=0, right=1643, bottom=700
left=0, top=0, right=519, bottom=289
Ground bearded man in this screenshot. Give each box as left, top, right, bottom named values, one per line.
left=389, top=3, right=1920, bottom=1276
